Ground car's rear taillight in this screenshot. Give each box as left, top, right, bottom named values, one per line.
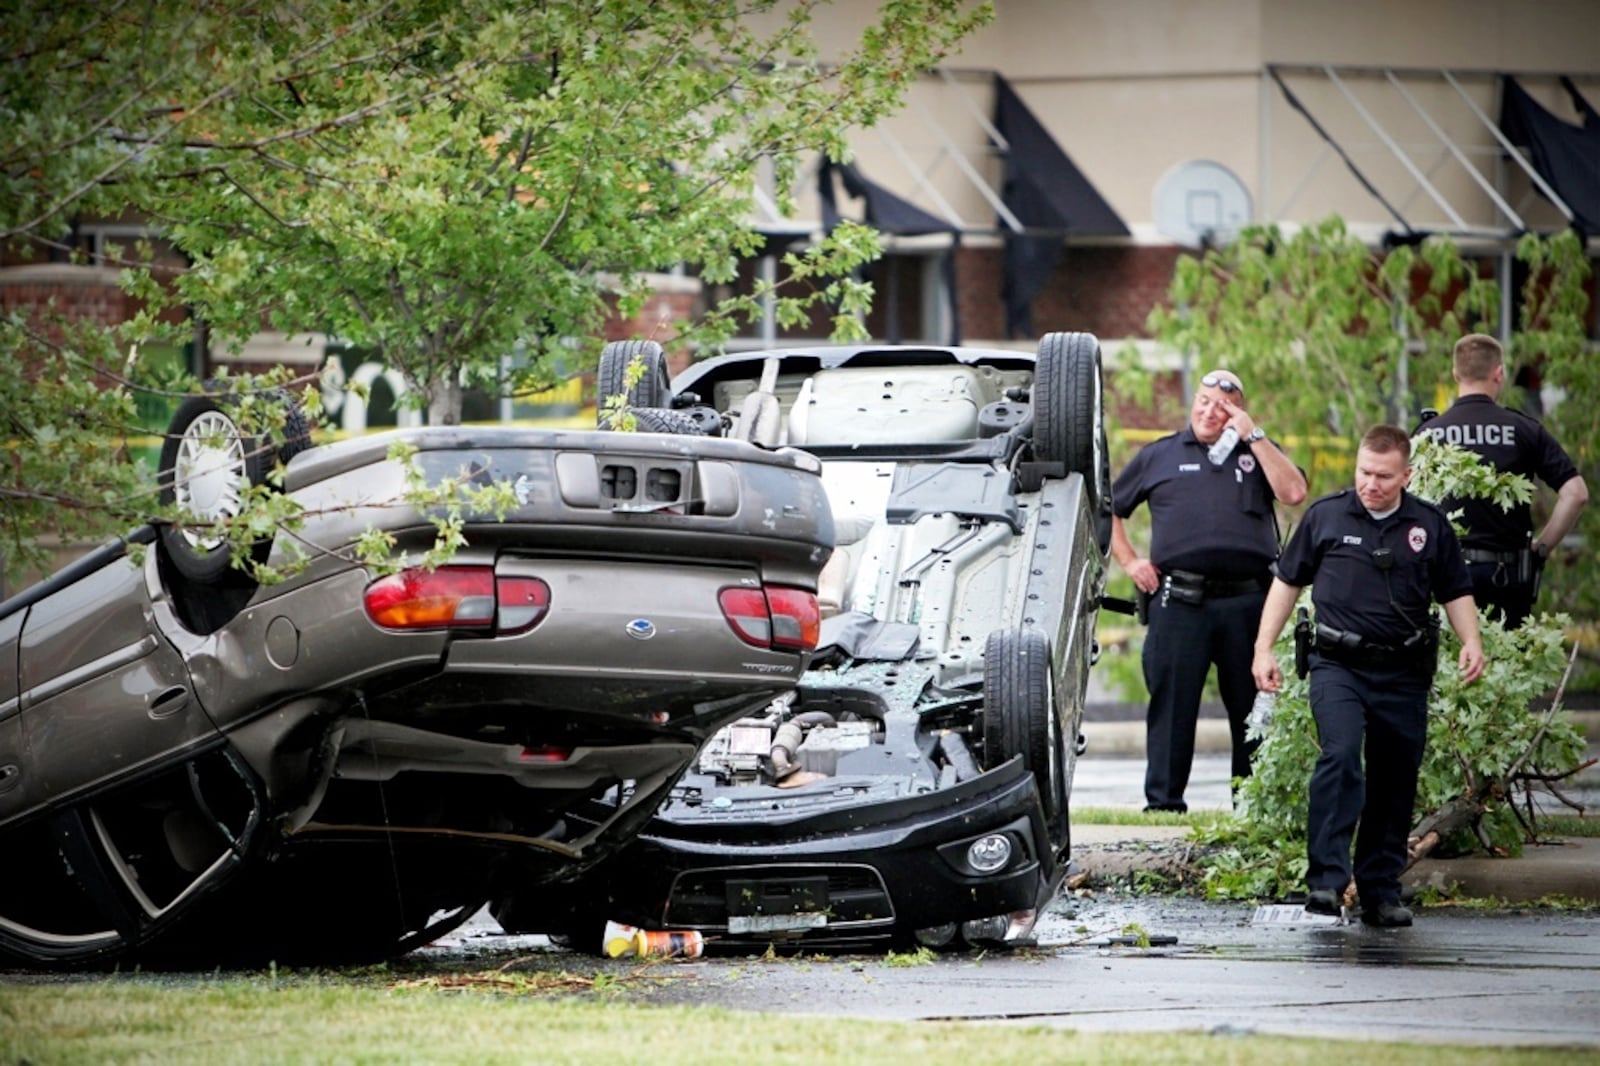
left=364, top=566, right=551, bottom=634
left=719, top=585, right=820, bottom=652
left=496, top=576, right=551, bottom=634
left=765, top=586, right=821, bottom=650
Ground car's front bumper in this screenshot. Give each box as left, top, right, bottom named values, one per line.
left=550, top=757, right=1064, bottom=950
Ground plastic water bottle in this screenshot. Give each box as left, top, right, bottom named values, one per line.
left=1208, top=425, right=1240, bottom=466
left=1248, top=690, right=1276, bottom=733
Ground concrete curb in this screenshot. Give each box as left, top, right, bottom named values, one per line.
left=1069, top=816, right=1600, bottom=906
left=1405, top=838, right=1600, bottom=904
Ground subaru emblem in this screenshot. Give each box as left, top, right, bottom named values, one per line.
left=626, top=619, right=656, bottom=640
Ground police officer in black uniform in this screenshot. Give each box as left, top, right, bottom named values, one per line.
left=1417, top=333, right=1588, bottom=628
left=1111, top=368, right=1308, bottom=812
left=1252, top=425, right=1484, bottom=927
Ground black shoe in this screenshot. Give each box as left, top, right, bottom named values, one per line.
left=1361, top=901, right=1413, bottom=927
left=1304, top=890, right=1341, bottom=916
left=1142, top=803, right=1187, bottom=814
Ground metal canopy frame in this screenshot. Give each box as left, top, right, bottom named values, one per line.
left=1263, top=64, right=1586, bottom=240
left=746, top=68, right=1038, bottom=237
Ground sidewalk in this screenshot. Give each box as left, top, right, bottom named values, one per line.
left=1071, top=708, right=1600, bottom=906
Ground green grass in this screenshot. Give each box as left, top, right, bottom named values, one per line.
left=1073, top=806, right=1229, bottom=830
left=1075, top=806, right=1600, bottom=840
left=1536, top=813, right=1600, bottom=838
left=2, top=975, right=1594, bottom=1065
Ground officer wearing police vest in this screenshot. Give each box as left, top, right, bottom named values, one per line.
left=1417, top=333, right=1589, bottom=628
left=1111, top=369, right=1308, bottom=812
left=1252, top=425, right=1484, bottom=927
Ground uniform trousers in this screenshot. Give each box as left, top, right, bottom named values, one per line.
left=1141, top=587, right=1264, bottom=811
left=1465, top=560, right=1536, bottom=629
left=1305, top=654, right=1431, bottom=906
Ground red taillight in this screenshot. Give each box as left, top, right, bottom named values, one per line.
left=365, top=567, right=495, bottom=629
left=766, top=586, right=821, bottom=650
left=364, top=566, right=550, bottom=634
left=719, top=587, right=772, bottom=647
left=496, top=576, right=551, bottom=634
left=718, top=585, right=820, bottom=652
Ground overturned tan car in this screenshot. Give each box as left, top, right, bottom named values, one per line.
left=0, top=391, right=831, bottom=967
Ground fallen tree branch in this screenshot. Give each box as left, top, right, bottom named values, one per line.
left=1406, top=641, right=1579, bottom=867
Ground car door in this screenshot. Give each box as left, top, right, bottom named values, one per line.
left=14, top=553, right=216, bottom=811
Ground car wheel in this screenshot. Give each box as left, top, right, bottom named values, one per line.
left=982, top=628, right=1064, bottom=827
left=597, top=340, right=670, bottom=427
left=157, top=389, right=311, bottom=584
left=1033, top=332, right=1112, bottom=553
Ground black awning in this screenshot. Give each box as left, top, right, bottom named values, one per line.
left=1499, top=76, right=1600, bottom=236
left=993, top=75, right=1128, bottom=337
left=817, top=159, right=958, bottom=236
left=816, top=159, right=962, bottom=344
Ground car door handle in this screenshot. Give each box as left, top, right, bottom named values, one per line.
left=149, top=686, right=191, bottom=720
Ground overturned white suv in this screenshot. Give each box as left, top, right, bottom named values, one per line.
left=494, top=332, right=1119, bottom=953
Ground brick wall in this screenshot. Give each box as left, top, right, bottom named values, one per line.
left=602, top=277, right=702, bottom=375
left=954, top=243, right=1187, bottom=343
left=0, top=264, right=133, bottom=332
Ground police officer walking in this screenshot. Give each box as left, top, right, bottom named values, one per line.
left=1417, top=333, right=1589, bottom=628
left=1252, top=425, right=1484, bottom=927
left=1111, top=368, right=1308, bottom=812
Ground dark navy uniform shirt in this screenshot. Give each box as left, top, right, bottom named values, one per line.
left=1417, top=394, right=1579, bottom=552
left=1276, top=489, right=1473, bottom=646
left=1111, top=427, right=1287, bottom=579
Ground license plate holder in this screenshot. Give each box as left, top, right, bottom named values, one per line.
left=725, top=876, right=829, bottom=933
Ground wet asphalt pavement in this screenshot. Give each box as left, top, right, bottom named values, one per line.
left=422, top=896, right=1600, bottom=1049
left=409, top=750, right=1600, bottom=1049
left=13, top=893, right=1591, bottom=1049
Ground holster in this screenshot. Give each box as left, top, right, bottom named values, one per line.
left=1293, top=606, right=1311, bottom=679
left=1516, top=547, right=1541, bottom=586
left=1136, top=589, right=1151, bottom=626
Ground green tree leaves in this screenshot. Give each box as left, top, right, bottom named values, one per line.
left=2, top=1, right=991, bottom=581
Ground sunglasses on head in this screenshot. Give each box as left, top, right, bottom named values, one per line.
left=1200, top=373, right=1242, bottom=395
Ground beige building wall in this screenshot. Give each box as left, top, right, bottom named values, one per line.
left=786, top=0, right=1600, bottom=244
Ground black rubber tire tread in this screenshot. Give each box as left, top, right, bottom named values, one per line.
left=597, top=340, right=669, bottom=427
left=982, top=627, right=1062, bottom=825
left=1034, top=332, right=1113, bottom=552
left=631, top=406, right=709, bottom=435
left=271, top=388, right=315, bottom=465
left=157, top=394, right=275, bottom=584
left=1032, top=332, right=1101, bottom=479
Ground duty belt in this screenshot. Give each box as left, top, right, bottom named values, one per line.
left=1462, top=548, right=1520, bottom=565
left=1313, top=622, right=1435, bottom=670
left=1165, top=569, right=1269, bottom=600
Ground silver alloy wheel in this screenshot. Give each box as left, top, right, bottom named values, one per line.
left=172, top=409, right=248, bottom=550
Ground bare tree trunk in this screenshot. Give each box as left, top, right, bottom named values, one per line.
left=426, top=372, right=463, bottom=426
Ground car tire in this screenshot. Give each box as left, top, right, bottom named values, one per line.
left=982, top=627, right=1065, bottom=828
left=157, top=389, right=311, bottom=584
left=597, top=340, right=670, bottom=427
left=1033, top=331, right=1112, bottom=553
left=631, top=406, right=709, bottom=435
